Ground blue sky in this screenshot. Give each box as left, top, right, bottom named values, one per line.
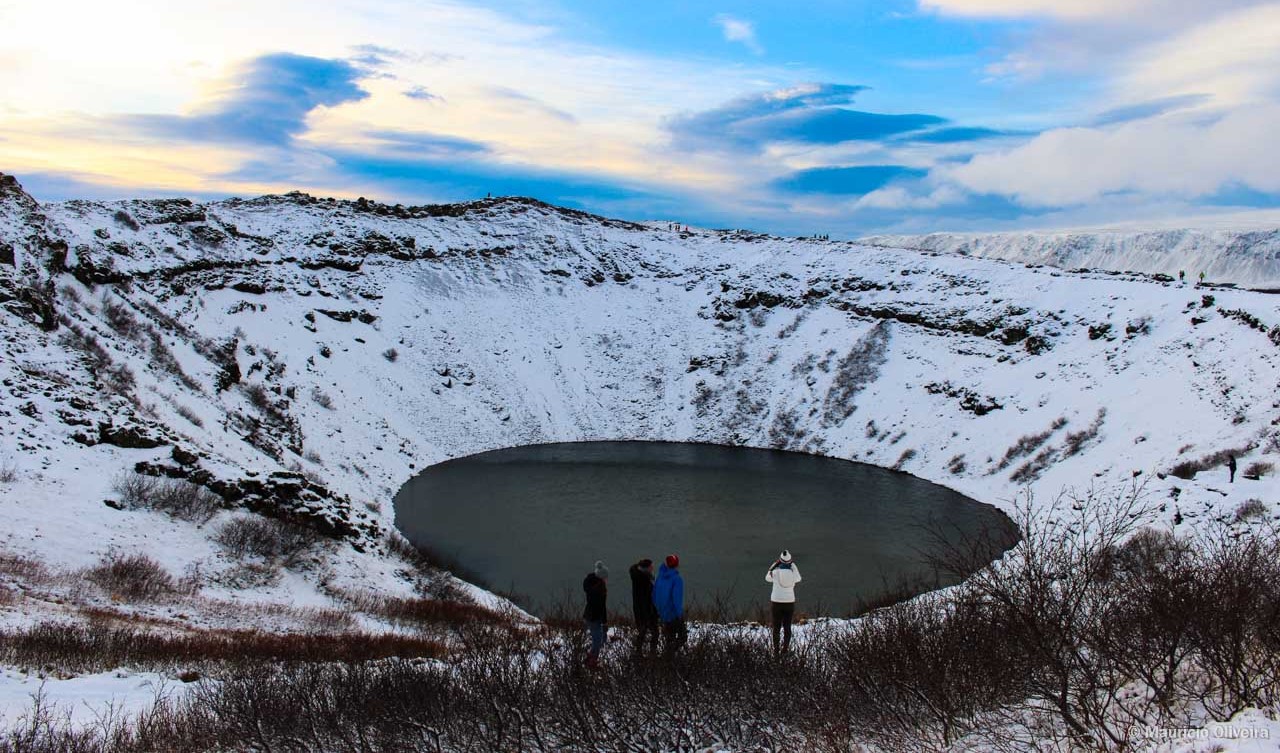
left=1, top=0, right=1278, bottom=235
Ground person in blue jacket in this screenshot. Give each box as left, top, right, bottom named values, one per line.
left=652, top=553, right=687, bottom=656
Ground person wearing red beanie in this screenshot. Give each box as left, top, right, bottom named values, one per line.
left=652, top=553, right=686, bottom=656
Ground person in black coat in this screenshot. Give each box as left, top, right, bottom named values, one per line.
left=629, top=559, right=659, bottom=655
left=583, top=561, right=609, bottom=669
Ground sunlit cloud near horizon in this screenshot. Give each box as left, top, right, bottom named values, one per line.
left=1, top=0, right=1278, bottom=236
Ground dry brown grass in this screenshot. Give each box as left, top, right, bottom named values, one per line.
left=0, top=551, right=47, bottom=582
left=0, top=621, right=448, bottom=674
left=342, top=590, right=515, bottom=633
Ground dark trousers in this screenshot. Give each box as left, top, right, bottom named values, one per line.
left=634, top=613, right=659, bottom=653
left=585, top=620, right=605, bottom=664
left=661, top=618, right=687, bottom=656
left=771, top=601, right=795, bottom=653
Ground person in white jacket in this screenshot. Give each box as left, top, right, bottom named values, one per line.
left=765, top=549, right=802, bottom=654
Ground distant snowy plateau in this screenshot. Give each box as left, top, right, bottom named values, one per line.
left=2, top=169, right=1279, bottom=628
left=861, top=225, right=1280, bottom=289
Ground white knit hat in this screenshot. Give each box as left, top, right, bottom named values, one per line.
left=594, top=560, right=609, bottom=579
left=779, top=549, right=792, bottom=563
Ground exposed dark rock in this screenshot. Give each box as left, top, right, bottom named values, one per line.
left=0, top=173, right=38, bottom=211
left=733, top=290, right=793, bottom=310
left=299, top=257, right=364, bottom=272
left=98, top=422, right=166, bottom=449
left=69, top=248, right=127, bottom=286
left=171, top=446, right=200, bottom=466
left=315, top=309, right=377, bottom=324
left=16, top=279, right=58, bottom=332
left=139, top=198, right=206, bottom=225
left=214, top=340, right=241, bottom=392
left=189, top=225, right=228, bottom=246
left=232, top=281, right=266, bottom=295
left=1024, top=335, right=1052, bottom=355
left=925, top=381, right=1004, bottom=416
left=133, top=462, right=377, bottom=543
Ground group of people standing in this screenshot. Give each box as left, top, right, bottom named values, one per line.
left=581, top=550, right=802, bottom=669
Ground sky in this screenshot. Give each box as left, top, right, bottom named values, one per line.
left=1, top=0, right=1278, bottom=236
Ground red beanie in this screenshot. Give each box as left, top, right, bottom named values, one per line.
left=665, top=554, right=679, bottom=568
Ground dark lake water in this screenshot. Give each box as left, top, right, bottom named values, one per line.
left=394, top=442, right=1018, bottom=619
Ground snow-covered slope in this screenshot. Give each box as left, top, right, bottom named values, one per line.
left=860, top=227, right=1280, bottom=289
left=2, top=171, right=1279, bottom=623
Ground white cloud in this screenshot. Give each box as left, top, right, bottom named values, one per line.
left=917, top=0, right=1269, bottom=23
left=714, top=14, right=764, bottom=55
left=1116, top=3, right=1280, bottom=106
left=919, top=0, right=1141, bottom=20
left=941, top=104, right=1280, bottom=206
left=0, top=0, right=804, bottom=198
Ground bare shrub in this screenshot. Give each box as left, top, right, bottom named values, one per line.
left=173, top=403, right=204, bottom=427
left=145, top=326, right=201, bottom=391
left=310, top=385, right=335, bottom=410
left=993, top=416, right=1068, bottom=472
left=767, top=407, right=805, bottom=449
left=1061, top=407, right=1106, bottom=457
left=1010, top=446, right=1057, bottom=484
left=58, top=283, right=83, bottom=304
left=85, top=552, right=182, bottom=601
left=214, top=560, right=282, bottom=590
left=1169, top=443, right=1257, bottom=480
left=55, top=317, right=134, bottom=396
left=777, top=310, right=807, bottom=339
left=0, top=460, right=15, bottom=483
left=57, top=320, right=112, bottom=370
left=103, top=362, right=136, bottom=396
left=100, top=295, right=141, bottom=341
left=112, top=472, right=223, bottom=522
left=112, top=209, right=140, bottom=231
left=241, top=382, right=292, bottom=427
left=821, top=321, right=891, bottom=426
left=1243, top=461, right=1274, bottom=479
left=1233, top=498, right=1268, bottom=523
left=214, top=516, right=320, bottom=567
left=1186, top=523, right=1280, bottom=719
left=382, top=347, right=399, bottom=362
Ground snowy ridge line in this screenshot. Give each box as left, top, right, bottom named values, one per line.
left=859, top=227, right=1280, bottom=289
left=1, top=170, right=1279, bottom=630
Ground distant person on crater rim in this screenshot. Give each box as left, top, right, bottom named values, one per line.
left=766, top=549, right=802, bottom=654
